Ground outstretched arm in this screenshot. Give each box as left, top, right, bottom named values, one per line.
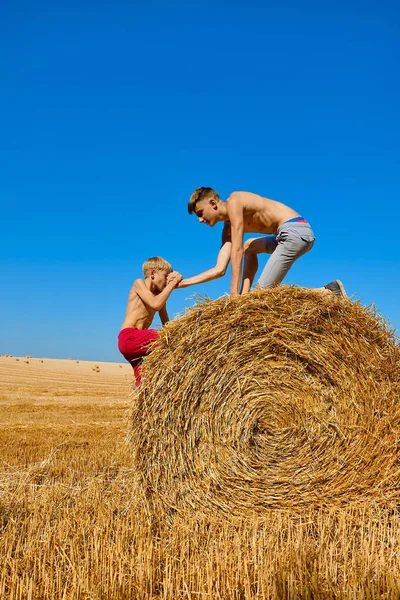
left=177, top=241, right=231, bottom=288
left=227, top=194, right=244, bottom=296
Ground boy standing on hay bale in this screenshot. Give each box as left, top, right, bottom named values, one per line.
left=118, top=257, right=182, bottom=386
left=182, top=187, right=346, bottom=298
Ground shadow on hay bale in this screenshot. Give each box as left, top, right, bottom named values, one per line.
left=129, top=287, right=400, bottom=518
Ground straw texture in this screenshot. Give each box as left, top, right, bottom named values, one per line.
left=129, top=287, right=400, bottom=518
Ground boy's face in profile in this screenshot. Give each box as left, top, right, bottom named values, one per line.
left=152, top=269, right=169, bottom=292
left=195, top=198, right=220, bottom=227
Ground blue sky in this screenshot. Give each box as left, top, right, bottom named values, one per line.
left=1, top=0, right=399, bottom=361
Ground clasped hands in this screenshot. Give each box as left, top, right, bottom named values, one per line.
left=167, top=271, right=183, bottom=286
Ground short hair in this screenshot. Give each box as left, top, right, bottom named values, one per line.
left=142, top=256, right=173, bottom=277
left=188, top=187, right=220, bottom=215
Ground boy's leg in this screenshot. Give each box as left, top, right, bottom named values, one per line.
left=118, top=328, right=159, bottom=386
left=133, top=364, right=142, bottom=387
left=241, top=235, right=278, bottom=293
left=242, top=223, right=346, bottom=297
left=131, top=329, right=159, bottom=386
left=257, top=224, right=315, bottom=289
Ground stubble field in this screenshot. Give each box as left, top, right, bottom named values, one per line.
left=0, top=354, right=399, bottom=599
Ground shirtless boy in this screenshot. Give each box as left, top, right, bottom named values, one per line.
left=118, top=256, right=182, bottom=386
left=180, top=187, right=346, bottom=298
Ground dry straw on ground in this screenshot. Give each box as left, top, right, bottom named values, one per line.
left=1, top=353, right=400, bottom=598
left=130, top=287, right=400, bottom=519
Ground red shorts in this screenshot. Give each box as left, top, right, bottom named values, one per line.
left=118, top=328, right=159, bottom=386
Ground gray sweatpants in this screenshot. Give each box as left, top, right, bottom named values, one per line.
left=257, top=220, right=315, bottom=289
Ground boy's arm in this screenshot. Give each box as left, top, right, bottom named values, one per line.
left=134, top=272, right=182, bottom=311
left=177, top=241, right=231, bottom=288
left=227, top=194, right=244, bottom=296
left=158, top=305, right=169, bottom=325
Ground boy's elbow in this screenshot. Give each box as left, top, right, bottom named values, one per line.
left=216, top=267, right=226, bottom=277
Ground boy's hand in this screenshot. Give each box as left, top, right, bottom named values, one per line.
left=166, top=272, right=177, bottom=284
left=167, top=271, right=183, bottom=287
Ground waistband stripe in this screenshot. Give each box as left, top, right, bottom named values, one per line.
left=285, top=216, right=308, bottom=224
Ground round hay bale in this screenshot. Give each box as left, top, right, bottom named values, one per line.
left=129, top=287, right=400, bottom=518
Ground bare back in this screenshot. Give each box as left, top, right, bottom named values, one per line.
left=226, top=192, right=300, bottom=235
left=120, top=283, right=156, bottom=330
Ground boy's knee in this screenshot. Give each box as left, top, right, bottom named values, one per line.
left=243, top=238, right=256, bottom=254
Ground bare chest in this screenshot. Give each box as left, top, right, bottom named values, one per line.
left=243, top=211, right=276, bottom=234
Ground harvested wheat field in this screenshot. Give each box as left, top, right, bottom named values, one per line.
left=1, top=288, right=400, bottom=599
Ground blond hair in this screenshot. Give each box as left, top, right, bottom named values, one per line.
left=188, top=187, right=220, bottom=214
left=142, top=256, right=173, bottom=277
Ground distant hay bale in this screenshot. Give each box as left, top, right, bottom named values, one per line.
left=129, top=287, right=400, bottom=518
